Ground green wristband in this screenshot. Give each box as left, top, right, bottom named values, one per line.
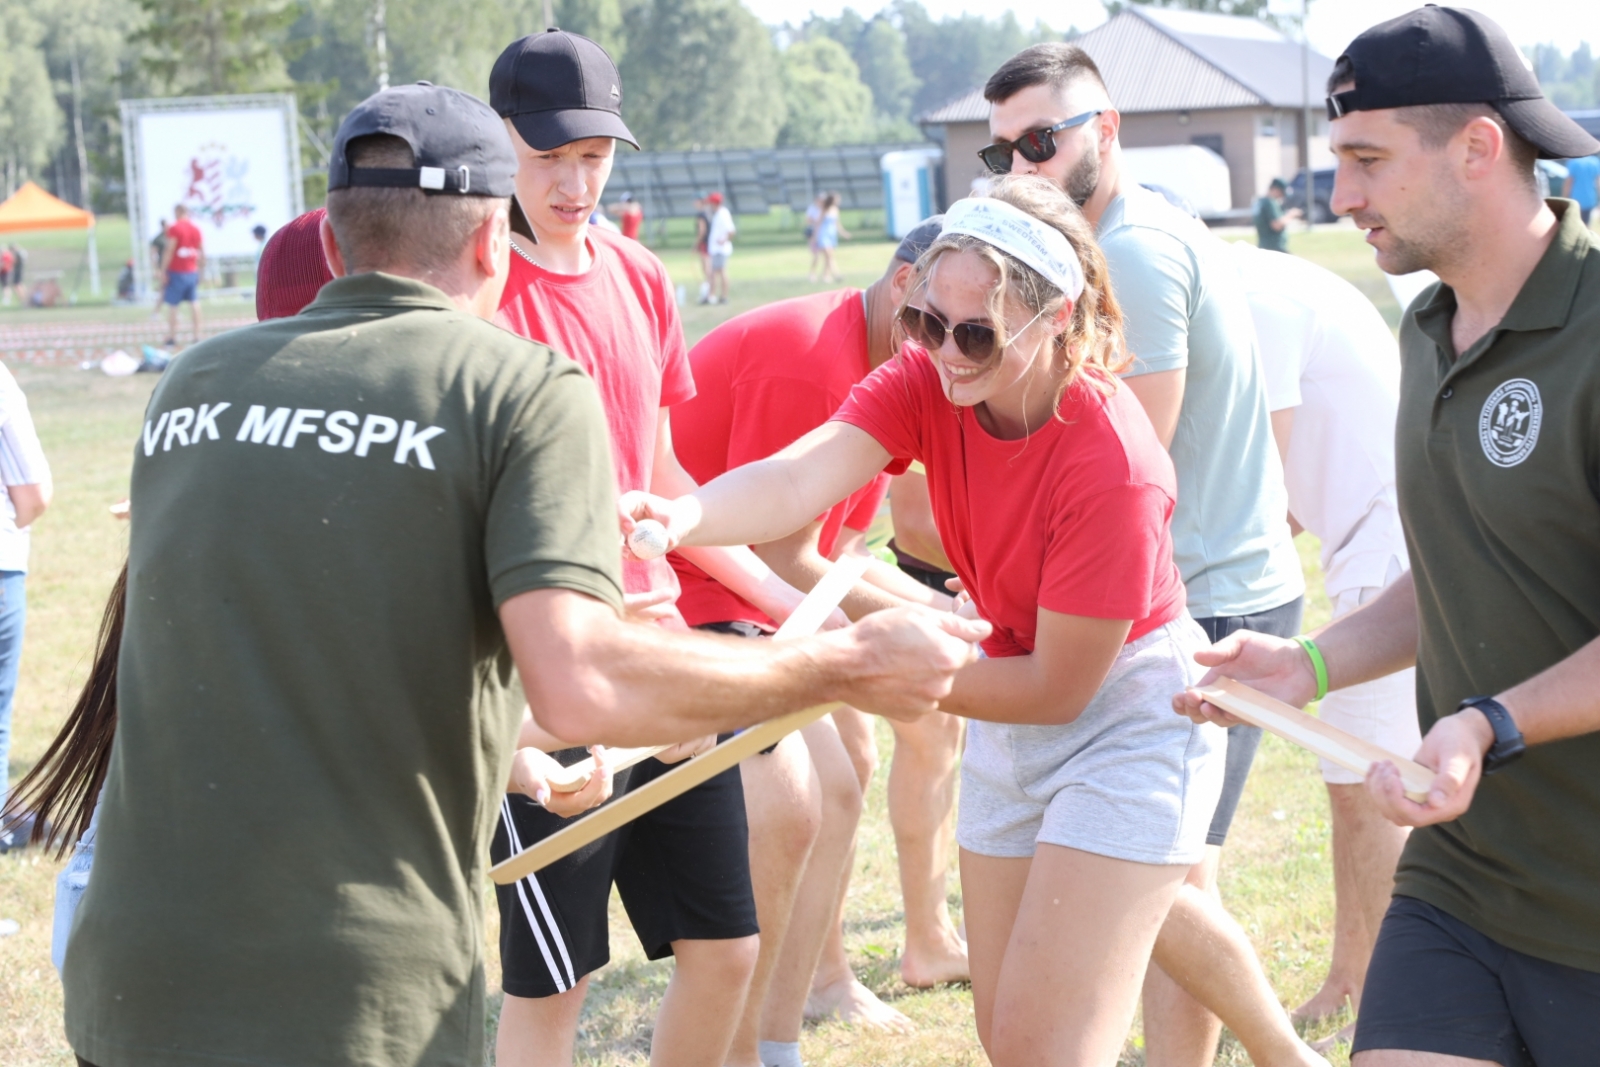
left=1295, top=635, right=1329, bottom=702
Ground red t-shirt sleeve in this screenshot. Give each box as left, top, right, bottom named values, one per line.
left=1039, top=483, right=1173, bottom=621
left=830, top=353, right=926, bottom=476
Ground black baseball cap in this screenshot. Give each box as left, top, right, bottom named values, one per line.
left=1327, top=6, right=1600, bottom=160
left=490, top=29, right=639, bottom=151
left=329, top=82, right=518, bottom=196
left=894, top=215, right=945, bottom=264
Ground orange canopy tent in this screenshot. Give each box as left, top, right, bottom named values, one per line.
left=0, top=181, right=100, bottom=293
left=0, top=181, right=93, bottom=232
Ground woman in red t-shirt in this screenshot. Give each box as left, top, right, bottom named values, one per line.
left=625, top=176, right=1227, bottom=1066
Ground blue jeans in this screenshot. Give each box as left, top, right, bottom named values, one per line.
left=0, top=569, right=26, bottom=804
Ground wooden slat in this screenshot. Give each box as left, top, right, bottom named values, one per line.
left=1196, top=677, right=1433, bottom=801
left=490, top=555, right=872, bottom=881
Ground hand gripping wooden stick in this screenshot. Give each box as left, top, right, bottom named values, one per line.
left=544, top=553, right=873, bottom=792
left=490, top=554, right=871, bottom=884
left=1195, top=677, right=1434, bottom=801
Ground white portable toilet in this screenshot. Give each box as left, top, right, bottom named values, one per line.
left=881, top=148, right=943, bottom=238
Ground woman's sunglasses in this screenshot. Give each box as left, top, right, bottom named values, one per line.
left=900, top=304, right=1046, bottom=365
left=977, top=110, right=1103, bottom=175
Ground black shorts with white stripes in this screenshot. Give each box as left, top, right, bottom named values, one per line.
left=491, top=748, right=757, bottom=999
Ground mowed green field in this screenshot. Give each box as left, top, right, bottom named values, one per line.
left=1, top=224, right=1386, bottom=1066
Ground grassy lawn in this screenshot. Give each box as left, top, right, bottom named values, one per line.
left=0, top=227, right=1388, bottom=1066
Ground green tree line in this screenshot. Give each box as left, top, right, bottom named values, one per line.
left=0, top=0, right=1066, bottom=213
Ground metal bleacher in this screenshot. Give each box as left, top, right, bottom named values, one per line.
left=606, top=141, right=940, bottom=219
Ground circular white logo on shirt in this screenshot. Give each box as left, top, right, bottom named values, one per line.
left=1478, top=379, right=1541, bottom=468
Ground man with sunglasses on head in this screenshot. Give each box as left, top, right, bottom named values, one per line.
left=983, top=44, right=1318, bottom=1067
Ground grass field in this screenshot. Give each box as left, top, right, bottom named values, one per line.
left=0, top=226, right=1388, bottom=1066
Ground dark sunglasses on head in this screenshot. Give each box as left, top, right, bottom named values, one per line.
left=899, top=304, right=1002, bottom=364
left=978, top=110, right=1104, bottom=175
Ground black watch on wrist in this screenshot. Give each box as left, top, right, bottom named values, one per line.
left=1457, top=696, right=1525, bottom=775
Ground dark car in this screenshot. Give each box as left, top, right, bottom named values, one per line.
left=1287, top=167, right=1337, bottom=224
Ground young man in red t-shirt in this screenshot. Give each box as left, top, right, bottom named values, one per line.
left=671, top=222, right=965, bottom=1067
left=159, top=204, right=205, bottom=347
left=486, top=30, right=825, bottom=1067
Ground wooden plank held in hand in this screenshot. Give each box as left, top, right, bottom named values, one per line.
left=540, top=553, right=869, bottom=793
left=1195, top=677, right=1433, bottom=802
left=490, top=554, right=871, bottom=884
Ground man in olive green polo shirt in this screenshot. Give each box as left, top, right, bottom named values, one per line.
left=62, top=83, right=986, bottom=1067
left=1175, top=9, right=1600, bottom=1067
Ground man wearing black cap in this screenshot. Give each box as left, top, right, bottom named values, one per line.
left=671, top=221, right=968, bottom=1066
left=485, top=29, right=850, bottom=1067
left=1177, top=7, right=1600, bottom=1065
left=57, top=81, right=987, bottom=1067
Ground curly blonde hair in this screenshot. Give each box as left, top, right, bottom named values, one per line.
left=898, top=175, right=1127, bottom=409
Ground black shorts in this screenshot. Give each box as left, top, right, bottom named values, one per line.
left=695, top=621, right=781, bottom=753
left=491, top=750, right=757, bottom=999
left=1192, top=596, right=1303, bottom=846
left=1354, top=896, right=1600, bottom=1066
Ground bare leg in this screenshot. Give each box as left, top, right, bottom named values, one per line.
left=188, top=299, right=203, bottom=344
left=165, top=301, right=178, bottom=342
left=965, top=844, right=1186, bottom=1067
left=807, top=709, right=912, bottom=1032
left=885, top=712, right=967, bottom=988
left=1295, top=783, right=1408, bottom=1027
left=1145, top=848, right=1327, bottom=1067
left=761, top=717, right=864, bottom=1044
left=650, top=936, right=760, bottom=1066
left=1354, top=1054, right=1496, bottom=1066
left=727, top=733, right=821, bottom=1067
left=494, top=979, right=589, bottom=1067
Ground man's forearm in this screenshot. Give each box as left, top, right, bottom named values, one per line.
left=510, top=592, right=848, bottom=746
left=1498, top=634, right=1600, bottom=746
left=1311, top=570, right=1419, bottom=692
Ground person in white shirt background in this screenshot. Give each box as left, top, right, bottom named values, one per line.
left=0, top=363, right=53, bottom=935
left=1234, top=241, right=1421, bottom=1050
left=706, top=191, right=736, bottom=304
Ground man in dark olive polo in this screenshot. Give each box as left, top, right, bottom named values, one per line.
left=60, top=83, right=985, bottom=1067
left=1175, top=8, right=1600, bottom=1067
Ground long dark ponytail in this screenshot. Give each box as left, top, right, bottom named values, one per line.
left=2, top=563, right=125, bottom=857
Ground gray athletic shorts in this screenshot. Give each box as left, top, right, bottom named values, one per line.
left=956, top=615, right=1226, bottom=867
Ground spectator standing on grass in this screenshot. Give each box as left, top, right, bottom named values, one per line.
left=982, top=43, right=1321, bottom=1067
left=695, top=194, right=714, bottom=303
left=1235, top=240, right=1422, bottom=1051
left=0, top=246, right=12, bottom=306
left=707, top=191, right=735, bottom=304
left=1564, top=151, right=1599, bottom=226
left=808, top=193, right=849, bottom=283
left=611, top=191, right=644, bottom=240
left=0, top=366, right=52, bottom=865
left=5, top=244, right=26, bottom=304
left=1177, top=9, right=1600, bottom=1065
left=1254, top=178, right=1302, bottom=252
left=804, top=193, right=825, bottom=278
left=158, top=204, right=204, bottom=348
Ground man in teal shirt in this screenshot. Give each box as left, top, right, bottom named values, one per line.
left=1253, top=177, right=1300, bottom=251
